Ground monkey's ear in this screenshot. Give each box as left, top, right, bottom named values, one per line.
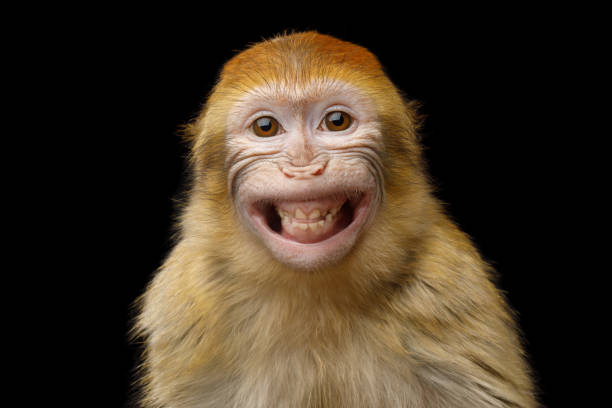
left=177, top=116, right=205, bottom=169
left=404, top=99, right=425, bottom=132
left=178, top=109, right=226, bottom=173
left=179, top=118, right=202, bottom=145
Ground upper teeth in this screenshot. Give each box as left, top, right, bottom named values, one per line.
left=277, top=206, right=341, bottom=221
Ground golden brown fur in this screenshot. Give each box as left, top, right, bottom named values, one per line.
left=133, top=31, right=537, bottom=407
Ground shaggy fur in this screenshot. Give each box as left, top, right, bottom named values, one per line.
left=133, top=31, right=537, bottom=407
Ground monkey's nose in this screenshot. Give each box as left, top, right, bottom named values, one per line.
left=281, top=161, right=327, bottom=179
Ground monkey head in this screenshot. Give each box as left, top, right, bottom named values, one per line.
left=186, top=32, right=427, bottom=272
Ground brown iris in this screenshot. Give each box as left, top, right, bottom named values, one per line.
left=324, top=111, right=352, bottom=131
left=252, top=116, right=279, bottom=137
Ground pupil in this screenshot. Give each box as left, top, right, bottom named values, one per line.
left=258, top=118, right=272, bottom=131
left=330, top=112, right=344, bottom=126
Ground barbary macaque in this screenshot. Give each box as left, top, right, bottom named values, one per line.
left=133, top=31, right=537, bottom=407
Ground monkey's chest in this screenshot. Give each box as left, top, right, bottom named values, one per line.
left=217, top=335, right=416, bottom=408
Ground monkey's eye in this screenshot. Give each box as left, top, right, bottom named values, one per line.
left=323, top=111, right=352, bottom=132
left=252, top=116, right=280, bottom=137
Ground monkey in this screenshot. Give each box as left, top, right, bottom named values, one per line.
left=132, top=31, right=538, bottom=407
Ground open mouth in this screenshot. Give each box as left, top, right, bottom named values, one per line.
left=250, top=192, right=371, bottom=246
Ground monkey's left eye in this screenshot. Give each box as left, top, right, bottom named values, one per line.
left=252, top=116, right=280, bottom=137
left=323, top=111, right=353, bottom=132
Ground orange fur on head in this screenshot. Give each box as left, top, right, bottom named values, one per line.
left=134, top=31, right=537, bottom=407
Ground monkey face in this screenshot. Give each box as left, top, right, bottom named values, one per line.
left=226, top=80, right=384, bottom=270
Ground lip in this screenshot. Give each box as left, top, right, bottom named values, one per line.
left=247, top=192, right=373, bottom=269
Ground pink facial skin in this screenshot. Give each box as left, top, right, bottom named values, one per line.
left=227, top=80, right=384, bottom=270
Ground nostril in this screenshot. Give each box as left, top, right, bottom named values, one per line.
left=281, top=160, right=327, bottom=179
left=311, top=160, right=327, bottom=176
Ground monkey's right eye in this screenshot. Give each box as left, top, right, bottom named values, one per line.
left=252, top=116, right=280, bottom=137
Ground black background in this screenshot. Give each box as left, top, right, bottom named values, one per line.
left=44, top=8, right=587, bottom=407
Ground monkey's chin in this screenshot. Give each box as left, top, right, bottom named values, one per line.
left=247, top=193, right=373, bottom=271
